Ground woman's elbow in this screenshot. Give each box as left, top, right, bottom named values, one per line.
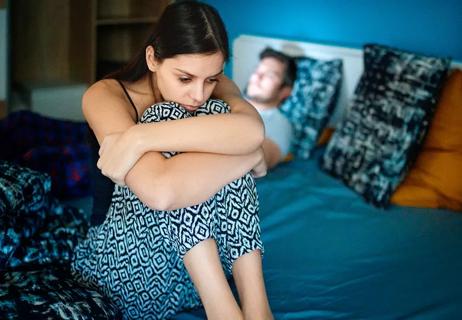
left=142, top=186, right=174, bottom=211
left=130, top=176, right=175, bottom=211
left=248, top=116, right=265, bottom=149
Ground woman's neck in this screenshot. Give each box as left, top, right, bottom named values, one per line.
left=125, top=74, right=159, bottom=114
left=149, top=72, right=163, bottom=103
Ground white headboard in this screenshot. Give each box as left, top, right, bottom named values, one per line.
left=232, top=34, right=462, bottom=126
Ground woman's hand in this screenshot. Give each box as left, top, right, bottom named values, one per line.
left=97, top=129, right=145, bottom=185
left=251, top=148, right=267, bottom=178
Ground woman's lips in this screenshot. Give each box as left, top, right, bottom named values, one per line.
left=182, top=104, right=200, bottom=112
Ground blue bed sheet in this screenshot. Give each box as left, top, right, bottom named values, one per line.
left=176, top=150, right=462, bottom=319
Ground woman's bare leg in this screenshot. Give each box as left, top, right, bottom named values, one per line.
left=232, top=250, right=273, bottom=320
left=183, top=239, right=243, bottom=320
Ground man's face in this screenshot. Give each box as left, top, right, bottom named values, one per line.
left=246, top=57, right=287, bottom=105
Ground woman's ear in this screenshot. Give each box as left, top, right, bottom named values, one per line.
left=146, top=45, right=158, bottom=72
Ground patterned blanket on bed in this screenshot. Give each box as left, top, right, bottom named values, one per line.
left=0, top=161, right=120, bottom=319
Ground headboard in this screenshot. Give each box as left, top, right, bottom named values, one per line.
left=232, top=34, right=462, bottom=125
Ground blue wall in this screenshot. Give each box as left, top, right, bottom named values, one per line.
left=204, top=0, right=462, bottom=76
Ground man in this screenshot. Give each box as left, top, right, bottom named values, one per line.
left=246, top=47, right=296, bottom=169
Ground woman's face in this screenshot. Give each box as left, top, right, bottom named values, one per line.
left=152, top=51, right=224, bottom=112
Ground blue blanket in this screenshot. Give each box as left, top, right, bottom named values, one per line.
left=3, top=153, right=461, bottom=319
left=177, top=150, right=462, bottom=319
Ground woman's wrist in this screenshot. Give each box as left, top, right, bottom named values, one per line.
left=128, top=124, right=149, bottom=158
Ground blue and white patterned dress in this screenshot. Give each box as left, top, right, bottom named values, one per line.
left=72, top=99, right=264, bottom=319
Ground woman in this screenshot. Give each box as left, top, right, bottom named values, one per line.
left=72, top=1, right=272, bottom=320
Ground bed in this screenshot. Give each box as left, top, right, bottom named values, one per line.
left=176, top=35, right=462, bottom=319
left=227, top=148, right=461, bottom=319
left=175, top=150, right=462, bottom=319
left=2, top=34, right=462, bottom=319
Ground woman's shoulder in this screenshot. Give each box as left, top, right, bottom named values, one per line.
left=84, top=79, right=122, bottom=101
left=82, top=79, right=134, bottom=122
left=82, top=79, right=128, bottom=110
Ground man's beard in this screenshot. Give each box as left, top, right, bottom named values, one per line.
left=246, top=93, right=271, bottom=104
left=245, top=87, right=276, bottom=104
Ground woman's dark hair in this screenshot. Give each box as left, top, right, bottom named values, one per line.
left=107, top=1, right=229, bottom=82
left=259, top=47, right=297, bottom=87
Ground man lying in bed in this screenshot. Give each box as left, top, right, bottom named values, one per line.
left=245, top=48, right=296, bottom=169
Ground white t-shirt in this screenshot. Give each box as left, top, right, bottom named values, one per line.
left=257, top=108, right=293, bottom=159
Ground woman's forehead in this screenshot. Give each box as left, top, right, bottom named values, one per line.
left=164, top=52, right=224, bottom=76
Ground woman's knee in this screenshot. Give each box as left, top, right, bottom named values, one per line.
left=140, top=99, right=229, bottom=124
left=195, top=99, right=230, bottom=116
left=140, top=101, right=190, bottom=123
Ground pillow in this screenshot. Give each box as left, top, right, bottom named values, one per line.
left=321, top=43, right=451, bottom=207
left=391, top=69, right=462, bottom=211
left=317, top=127, right=335, bottom=146
left=0, top=161, right=51, bottom=216
left=0, top=163, right=51, bottom=267
left=280, top=56, right=342, bottom=159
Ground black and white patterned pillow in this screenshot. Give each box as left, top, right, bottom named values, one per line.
left=280, top=57, right=342, bottom=159
left=321, top=44, right=451, bottom=207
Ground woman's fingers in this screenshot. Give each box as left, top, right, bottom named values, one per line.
left=96, top=132, right=134, bottom=186
left=97, top=155, right=126, bottom=186
left=98, top=140, right=105, bottom=156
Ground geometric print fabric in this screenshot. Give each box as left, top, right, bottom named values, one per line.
left=322, top=44, right=451, bottom=207
left=72, top=99, right=263, bottom=319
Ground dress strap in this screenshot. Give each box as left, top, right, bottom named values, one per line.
left=117, top=80, right=139, bottom=122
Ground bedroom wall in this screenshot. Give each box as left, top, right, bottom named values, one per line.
left=204, top=0, right=462, bottom=76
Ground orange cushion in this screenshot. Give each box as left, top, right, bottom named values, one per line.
left=391, top=69, right=462, bottom=211
left=317, top=127, right=335, bottom=146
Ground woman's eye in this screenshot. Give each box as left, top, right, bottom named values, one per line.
left=179, top=78, right=191, bottom=83
left=207, top=78, right=219, bottom=83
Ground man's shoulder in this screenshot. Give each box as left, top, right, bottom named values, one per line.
left=258, top=106, right=283, bottom=118
left=267, top=108, right=291, bottom=126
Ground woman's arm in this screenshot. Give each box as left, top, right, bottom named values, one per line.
left=96, top=76, right=265, bottom=184
left=84, top=80, right=265, bottom=210
left=118, top=75, right=264, bottom=156
left=125, top=149, right=264, bottom=211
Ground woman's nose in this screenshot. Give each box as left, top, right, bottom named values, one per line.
left=191, top=83, right=205, bottom=103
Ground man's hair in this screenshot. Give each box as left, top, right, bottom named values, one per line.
left=259, top=47, right=297, bottom=87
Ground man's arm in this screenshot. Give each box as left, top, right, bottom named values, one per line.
left=259, top=110, right=293, bottom=169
